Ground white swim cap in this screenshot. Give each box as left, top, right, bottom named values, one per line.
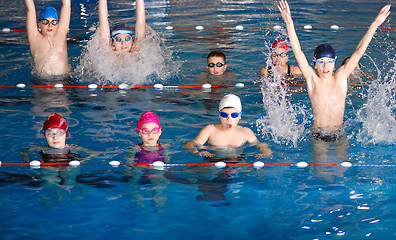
left=219, top=94, right=242, bottom=112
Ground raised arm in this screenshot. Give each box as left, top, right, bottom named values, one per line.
left=338, top=5, right=391, bottom=78
left=56, top=0, right=71, bottom=39
left=98, top=0, right=111, bottom=46
left=134, top=0, right=146, bottom=43
left=25, top=0, right=39, bottom=43
left=277, top=0, right=315, bottom=81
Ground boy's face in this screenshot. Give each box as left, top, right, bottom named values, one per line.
left=138, top=122, right=162, bottom=146
left=315, top=57, right=336, bottom=77
left=271, top=48, right=289, bottom=66
left=219, top=107, right=241, bottom=130
left=45, top=128, right=67, bottom=149
left=38, top=18, right=58, bottom=37
left=207, top=56, right=227, bottom=75
left=112, top=33, right=133, bottom=53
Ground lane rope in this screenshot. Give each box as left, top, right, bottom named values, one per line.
left=0, top=160, right=393, bottom=169
left=1, top=82, right=306, bottom=90
left=2, top=25, right=395, bottom=33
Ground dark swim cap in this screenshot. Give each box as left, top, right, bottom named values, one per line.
left=111, top=23, right=133, bottom=38
left=39, top=6, right=58, bottom=20
left=313, top=44, right=336, bottom=60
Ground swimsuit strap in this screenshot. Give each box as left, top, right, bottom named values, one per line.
left=287, top=64, right=291, bottom=76
left=158, top=143, right=164, bottom=151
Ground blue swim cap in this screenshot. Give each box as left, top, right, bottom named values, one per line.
left=313, top=44, right=336, bottom=60
left=39, top=6, right=58, bottom=20
left=111, top=23, right=133, bottom=38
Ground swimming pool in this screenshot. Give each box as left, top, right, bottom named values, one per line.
left=0, top=0, right=395, bottom=239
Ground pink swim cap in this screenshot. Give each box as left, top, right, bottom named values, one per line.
left=43, top=113, right=68, bottom=136
left=136, top=112, right=161, bottom=130
left=272, top=39, right=288, bottom=52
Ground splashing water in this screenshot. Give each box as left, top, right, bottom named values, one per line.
left=355, top=59, right=396, bottom=145
left=256, top=60, right=309, bottom=147
left=76, top=26, right=180, bottom=86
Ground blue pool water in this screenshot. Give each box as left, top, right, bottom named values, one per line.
left=0, top=0, right=395, bottom=239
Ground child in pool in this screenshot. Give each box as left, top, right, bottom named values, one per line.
left=24, top=0, right=71, bottom=78
left=196, top=50, right=237, bottom=85
left=278, top=0, right=390, bottom=140
left=98, top=0, right=146, bottom=54
left=260, top=39, right=301, bottom=80
left=184, top=94, right=272, bottom=160
left=20, top=113, right=98, bottom=162
left=342, top=56, right=377, bottom=89
left=128, top=112, right=170, bottom=164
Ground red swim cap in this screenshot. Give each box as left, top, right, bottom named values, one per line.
left=272, top=39, right=288, bottom=51
left=136, top=112, right=161, bottom=130
left=43, top=113, right=68, bottom=136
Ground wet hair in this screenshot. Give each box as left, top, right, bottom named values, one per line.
left=342, top=57, right=362, bottom=68
left=207, top=50, right=226, bottom=62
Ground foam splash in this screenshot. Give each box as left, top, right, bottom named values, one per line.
left=355, top=60, right=396, bottom=145
left=256, top=61, right=309, bottom=147
left=76, top=26, right=180, bottom=86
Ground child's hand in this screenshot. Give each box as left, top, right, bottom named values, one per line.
left=255, top=150, right=272, bottom=159
left=373, top=5, right=391, bottom=28
left=198, top=151, right=213, bottom=158
left=277, top=0, right=292, bottom=24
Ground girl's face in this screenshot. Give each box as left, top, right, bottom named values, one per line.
left=271, top=48, right=289, bottom=66
left=45, top=128, right=67, bottom=149
left=112, top=33, right=133, bottom=52
left=138, top=123, right=162, bottom=146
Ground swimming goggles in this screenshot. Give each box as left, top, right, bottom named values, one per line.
left=45, top=129, right=66, bottom=137
left=207, top=62, right=225, bottom=68
left=39, top=19, right=59, bottom=26
left=219, top=112, right=241, bottom=118
left=313, top=57, right=337, bottom=65
left=271, top=52, right=288, bottom=58
left=112, top=36, right=132, bottom=42
left=139, top=127, right=161, bottom=135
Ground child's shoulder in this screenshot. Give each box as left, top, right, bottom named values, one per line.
left=159, top=142, right=171, bottom=148
left=129, top=144, right=142, bottom=150
left=203, top=123, right=217, bottom=130
left=236, top=125, right=256, bottom=136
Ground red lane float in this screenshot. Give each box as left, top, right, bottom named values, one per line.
left=2, top=82, right=306, bottom=90
left=2, top=26, right=395, bottom=33
left=0, top=160, right=358, bottom=169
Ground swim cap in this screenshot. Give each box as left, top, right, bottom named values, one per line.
left=39, top=6, right=58, bottom=20
left=43, top=113, right=68, bottom=136
left=272, top=39, right=288, bottom=51
left=219, top=94, right=242, bottom=112
left=111, top=23, right=133, bottom=38
left=313, top=44, right=336, bottom=60
left=136, top=112, right=161, bottom=130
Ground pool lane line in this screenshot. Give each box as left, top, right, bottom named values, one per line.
left=3, top=26, right=395, bottom=33
left=4, top=82, right=307, bottom=90
left=1, top=161, right=387, bottom=169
